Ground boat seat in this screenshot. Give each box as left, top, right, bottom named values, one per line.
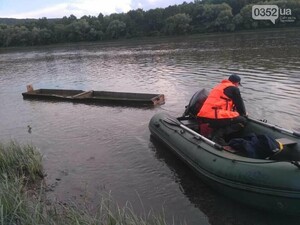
left=276, top=138, right=297, bottom=146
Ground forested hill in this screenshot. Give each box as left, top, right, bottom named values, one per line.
left=0, top=18, right=59, bottom=26
left=0, top=18, right=34, bottom=25
left=0, top=0, right=299, bottom=47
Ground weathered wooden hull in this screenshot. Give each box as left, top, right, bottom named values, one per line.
left=149, top=112, right=300, bottom=215
left=22, top=89, right=165, bottom=106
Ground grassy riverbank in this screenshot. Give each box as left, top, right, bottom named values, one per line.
left=0, top=141, right=171, bottom=225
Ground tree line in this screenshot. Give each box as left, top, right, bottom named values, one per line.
left=0, top=0, right=299, bottom=47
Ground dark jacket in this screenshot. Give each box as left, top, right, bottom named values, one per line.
left=228, top=133, right=281, bottom=159
left=223, top=86, right=246, bottom=116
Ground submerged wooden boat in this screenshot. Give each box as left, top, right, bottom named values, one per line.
left=149, top=112, right=300, bottom=215
left=22, top=85, right=165, bottom=106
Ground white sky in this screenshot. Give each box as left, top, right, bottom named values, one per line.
left=0, top=0, right=194, bottom=19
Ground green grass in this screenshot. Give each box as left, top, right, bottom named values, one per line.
left=0, top=141, right=43, bottom=181
left=0, top=141, right=175, bottom=225
left=54, top=196, right=171, bottom=225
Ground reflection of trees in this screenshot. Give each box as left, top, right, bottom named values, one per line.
left=150, top=136, right=300, bottom=225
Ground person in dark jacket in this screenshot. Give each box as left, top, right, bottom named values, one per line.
left=197, top=74, right=247, bottom=145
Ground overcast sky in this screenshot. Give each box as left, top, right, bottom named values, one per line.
left=0, top=0, right=194, bottom=19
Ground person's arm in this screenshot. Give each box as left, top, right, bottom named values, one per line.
left=224, top=86, right=247, bottom=116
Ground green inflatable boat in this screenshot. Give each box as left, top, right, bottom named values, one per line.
left=149, top=112, right=300, bottom=215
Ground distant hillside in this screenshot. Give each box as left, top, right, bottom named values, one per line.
left=0, top=18, right=59, bottom=25
left=0, top=18, right=36, bottom=25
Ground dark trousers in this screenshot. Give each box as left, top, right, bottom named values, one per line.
left=201, top=116, right=247, bottom=140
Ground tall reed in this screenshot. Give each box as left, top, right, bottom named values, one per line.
left=0, top=141, right=43, bottom=181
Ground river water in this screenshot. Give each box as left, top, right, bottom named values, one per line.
left=1, top=29, right=300, bottom=225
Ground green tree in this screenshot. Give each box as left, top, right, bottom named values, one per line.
left=144, top=8, right=164, bottom=36
left=53, top=23, right=67, bottom=42
left=213, top=4, right=235, bottom=31
left=126, top=9, right=145, bottom=37
left=106, top=19, right=126, bottom=39
left=164, top=13, right=192, bottom=35
left=238, top=4, right=258, bottom=29
left=61, top=14, right=77, bottom=25
left=0, top=25, right=8, bottom=46
left=87, top=27, right=104, bottom=41
left=178, top=2, right=195, bottom=16
left=4, top=26, right=31, bottom=46
left=189, top=3, right=206, bottom=32
left=38, top=28, right=53, bottom=44
left=98, top=13, right=104, bottom=22
left=65, top=19, right=90, bottom=41
left=201, top=3, right=234, bottom=31
left=201, top=0, right=260, bottom=15
left=163, top=5, right=181, bottom=19
left=36, top=17, right=49, bottom=29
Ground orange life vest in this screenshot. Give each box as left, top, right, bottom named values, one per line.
left=197, top=80, right=239, bottom=119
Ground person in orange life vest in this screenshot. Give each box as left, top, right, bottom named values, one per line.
left=197, top=74, right=247, bottom=145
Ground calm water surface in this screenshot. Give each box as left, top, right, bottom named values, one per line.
left=1, top=29, right=300, bottom=225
